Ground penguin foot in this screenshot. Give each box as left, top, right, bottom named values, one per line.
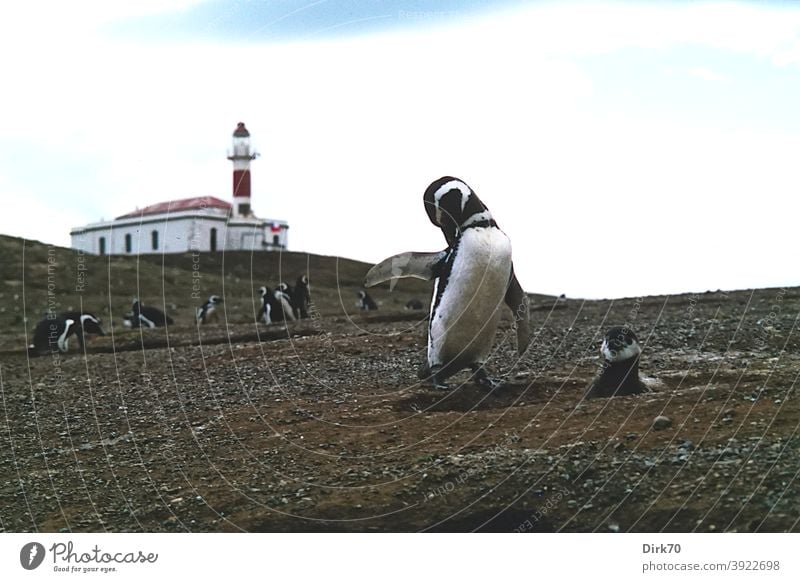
left=471, top=365, right=503, bottom=391
left=430, top=368, right=451, bottom=391
left=418, top=363, right=451, bottom=390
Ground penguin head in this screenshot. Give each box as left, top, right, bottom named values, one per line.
left=208, top=295, right=222, bottom=305
left=297, top=275, right=309, bottom=287
left=357, top=290, right=366, bottom=299
left=258, top=286, right=270, bottom=299
left=80, top=314, right=105, bottom=336
left=601, top=327, right=641, bottom=363
left=423, top=176, right=492, bottom=245
left=278, top=283, right=290, bottom=293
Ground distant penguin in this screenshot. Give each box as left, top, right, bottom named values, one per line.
left=28, top=312, right=105, bottom=356
left=405, top=299, right=424, bottom=310
left=61, top=311, right=105, bottom=350
left=259, top=286, right=295, bottom=325
left=585, top=327, right=649, bottom=398
left=291, top=275, right=311, bottom=319
left=258, top=287, right=271, bottom=324
left=364, top=176, right=529, bottom=390
left=356, top=289, right=378, bottom=311
left=196, top=295, right=222, bottom=324
left=125, top=300, right=174, bottom=329
left=277, top=282, right=293, bottom=303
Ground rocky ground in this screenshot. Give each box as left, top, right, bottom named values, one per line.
left=1, top=281, right=798, bottom=533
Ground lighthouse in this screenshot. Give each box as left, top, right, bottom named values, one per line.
left=227, top=122, right=258, bottom=217
left=70, top=121, right=289, bottom=255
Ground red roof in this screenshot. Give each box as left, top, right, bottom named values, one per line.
left=116, top=196, right=231, bottom=219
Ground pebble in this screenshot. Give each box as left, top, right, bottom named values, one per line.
left=653, top=416, right=672, bottom=430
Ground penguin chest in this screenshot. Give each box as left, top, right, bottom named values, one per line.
left=204, top=306, right=218, bottom=323
left=428, top=228, right=513, bottom=367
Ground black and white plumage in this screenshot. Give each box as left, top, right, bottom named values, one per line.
left=28, top=312, right=105, bottom=356
left=124, top=300, right=174, bottom=329
left=365, top=176, right=530, bottom=390
left=277, top=282, right=293, bottom=303
left=196, top=295, right=222, bottom=324
left=290, top=275, right=311, bottom=319
left=585, top=327, right=648, bottom=398
left=356, top=289, right=378, bottom=311
left=259, top=286, right=296, bottom=325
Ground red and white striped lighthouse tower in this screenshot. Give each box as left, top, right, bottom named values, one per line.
left=227, top=122, right=258, bottom=217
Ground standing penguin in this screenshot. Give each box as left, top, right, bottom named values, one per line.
left=356, top=289, right=378, bottom=311
left=585, top=327, right=649, bottom=398
left=364, top=177, right=530, bottom=390
left=259, top=286, right=295, bottom=325
left=277, top=282, right=294, bottom=304
left=28, top=311, right=105, bottom=356
left=196, top=295, right=223, bottom=324
left=291, top=275, right=311, bottom=319
left=125, top=299, right=174, bottom=328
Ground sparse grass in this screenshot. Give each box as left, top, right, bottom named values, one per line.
left=0, top=234, right=431, bottom=351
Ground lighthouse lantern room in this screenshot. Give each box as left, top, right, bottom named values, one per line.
left=70, top=122, right=289, bottom=255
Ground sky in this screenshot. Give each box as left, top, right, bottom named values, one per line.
left=1, top=0, right=799, bottom=299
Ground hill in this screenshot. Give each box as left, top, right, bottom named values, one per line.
left=0, top=234, right=432, bottom=352
left=0, top=234, right=797, bottom=533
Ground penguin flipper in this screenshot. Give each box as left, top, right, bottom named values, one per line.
left=505, top=268, right=531, bottom=356
left=364, top=250, right=447, bottom=287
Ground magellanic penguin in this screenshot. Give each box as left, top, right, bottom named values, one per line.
left=196, top=295, right=223, bottom=324
left=124, top=300, right=174, bottom=329
left=585, top=327, right=649, bottom=398
left=291, top=275, right=311, bottom=319
left=28, top=311, right=105, bottom=356
left=277, top=282, right=294, bottom=304
left=259, top=286, right=296, bottom=325
left=356, top=289, right=378, bottom=311
left=364, top=176, right=531, bottom=390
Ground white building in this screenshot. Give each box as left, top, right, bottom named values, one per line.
left=70, top=123, right=288, bottom=255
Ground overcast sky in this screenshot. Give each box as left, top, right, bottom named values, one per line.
left=1, top=0, right=799, bottom=299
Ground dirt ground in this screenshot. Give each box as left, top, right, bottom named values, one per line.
left=1, top=285, right=798, bottom=533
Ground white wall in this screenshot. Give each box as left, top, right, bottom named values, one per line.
left=71, top=213, right=288, bottom=254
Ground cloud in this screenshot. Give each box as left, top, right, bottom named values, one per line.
left=3, top=1, right=800, bottom=297
left=683, top=66, right=730, bottom=83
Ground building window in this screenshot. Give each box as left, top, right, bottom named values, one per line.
left=125, top=233, right=132, bottom=254
left=151, top=230, right=159, bottom=251
left=99, top=237, right=106, bottom=255
left=273, top=234, right=280, bottom=246
left=210, top=228, right=217, bottom=252
left=238, top=203, right=250, bottom=216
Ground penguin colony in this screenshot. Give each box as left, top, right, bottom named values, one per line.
left=259, top=275, right=311, bottom=324
left=28, top=176, right=656, bottom=400
left=28, top=275, right=313, bottom=356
